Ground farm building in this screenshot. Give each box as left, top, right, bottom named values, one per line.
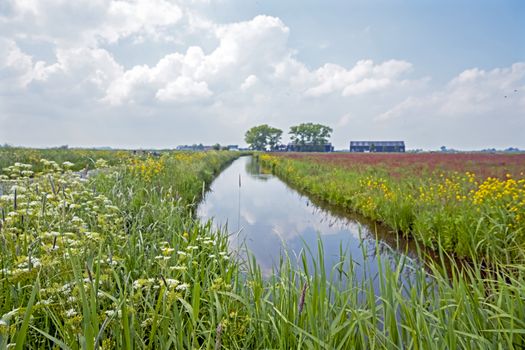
left=287, top=143, right=334, bottom=152
left=349, top=141, right=405, bottom=153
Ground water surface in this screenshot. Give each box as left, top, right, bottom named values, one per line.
left=198, top=156, right=424, bottom=285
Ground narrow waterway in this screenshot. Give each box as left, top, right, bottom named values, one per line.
left=198, top=156, right=424, bottom=285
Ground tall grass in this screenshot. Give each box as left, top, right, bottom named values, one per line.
left=0, top=147, right=134, bottom=172
left=1, top=151, right=524, bottom=348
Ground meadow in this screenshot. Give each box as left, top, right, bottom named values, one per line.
left=260, top=153, right=525, bottom=262
left=1, top=149, right=524, bottom=349
left=0, top=148, right=134, bottom=173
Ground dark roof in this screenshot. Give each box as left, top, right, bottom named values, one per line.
left=350, top=141, right=405, bottom=147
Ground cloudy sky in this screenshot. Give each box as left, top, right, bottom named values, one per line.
left=1, top=0, right=524, bottom=150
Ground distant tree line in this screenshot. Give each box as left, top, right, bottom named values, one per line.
left=244, top=122, right=332, bottom=151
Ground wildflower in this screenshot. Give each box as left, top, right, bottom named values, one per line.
left=161, top=247, right=175, bottom=255
left=141, top=318, right=152, bottom=328
left=1, top=309, right=20, bottom=321
left=165, top=279, right=181, bottom=288
left=105, top=309, right=122, bottom=318
left=176, top=283, right=190, bottom=291
left=133, top=279, right=148, bottom=289
left=60, top=282, right=74, bottom=293
left=65, top=308, right=78, bottom=317
left=37, top=299, right=53, bottom=306
left=95, top=159, right=108, bottom=168
left=10, top=185, right=27, bottom=193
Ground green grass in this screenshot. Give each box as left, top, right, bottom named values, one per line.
left=0, top=147, right=135, bottom=172
left=1, top=150, right=524, bottom=348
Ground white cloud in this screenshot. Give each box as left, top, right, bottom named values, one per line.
left=102, top=0, right=183, bottom=43
left=305, top=59, right=412, bottom=97
left=102, top=15, right=414, bottom=107
left=34, top=48, right=123, bottom=85
left=1, top=0, right=183, bottom=46
left=103, top=15, right=291, bottom=105
left=372, top=63, right=525, bottom=149
left=240, top=75, right=258, bottom=90
left=379, top=62, right=525, bottom=121
left=0, top=38, right=33, bottom=89
left=156, top=76, right=212, bottom=102
left=211, top=15, right=290, bottom=70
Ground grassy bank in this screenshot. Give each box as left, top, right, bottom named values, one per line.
left=0, top=148, right=135, bottom=172
left=259, top=153, right=525, bottom=263
left=1, top=151, right=524, bottom=348
left=0, top=151, right=242, bottom=348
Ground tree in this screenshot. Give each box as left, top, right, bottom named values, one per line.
left=289, top=122, right=333, bottom=146
left=245, top=124, right=283, bottom=151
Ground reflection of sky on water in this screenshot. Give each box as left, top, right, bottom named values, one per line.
left=198, top=156, right=424, bottom=287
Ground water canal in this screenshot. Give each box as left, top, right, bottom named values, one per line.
left=198, top=156, right=425, bottom=287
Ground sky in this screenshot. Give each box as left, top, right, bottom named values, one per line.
left=0, top=0, right=524, bottom=150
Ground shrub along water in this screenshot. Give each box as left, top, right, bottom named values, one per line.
left=0, top=151, right=524, bottom=348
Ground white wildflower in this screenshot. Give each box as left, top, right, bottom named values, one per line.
left=165, top=279, right=180, bottom=288
left=65, top=308, right=77, bottom=317
left=105, top=309, right=121, bottom=318
left=1, top=308, right=20, bottom=321
left=176, top=283, right=190, bottom=291
left=10, top=185, right=27, bottom=193
left=161, top=247, right=175, bottom=255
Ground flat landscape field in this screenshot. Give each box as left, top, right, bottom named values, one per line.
left=261, top=152, right=525, bottom=260
left=1, top=149, right=524, bottom=349
left=280, top=152, right=525, bottom=179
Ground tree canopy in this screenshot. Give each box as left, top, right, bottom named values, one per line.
left=289, top=122, right=333, bottom=146
left=244, top=124, right=283, bottom=151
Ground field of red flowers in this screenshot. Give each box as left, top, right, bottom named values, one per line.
left=276, top=152, right=525, bottom=179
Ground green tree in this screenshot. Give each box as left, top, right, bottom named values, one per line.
left=289, top=122, right=333, bottom=146
left=245, top=124, right=283, bottom=151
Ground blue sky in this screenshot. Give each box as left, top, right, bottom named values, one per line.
left=1, top=0, right=524, bottom=149
left=208, top=1, right=524, bottom=75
